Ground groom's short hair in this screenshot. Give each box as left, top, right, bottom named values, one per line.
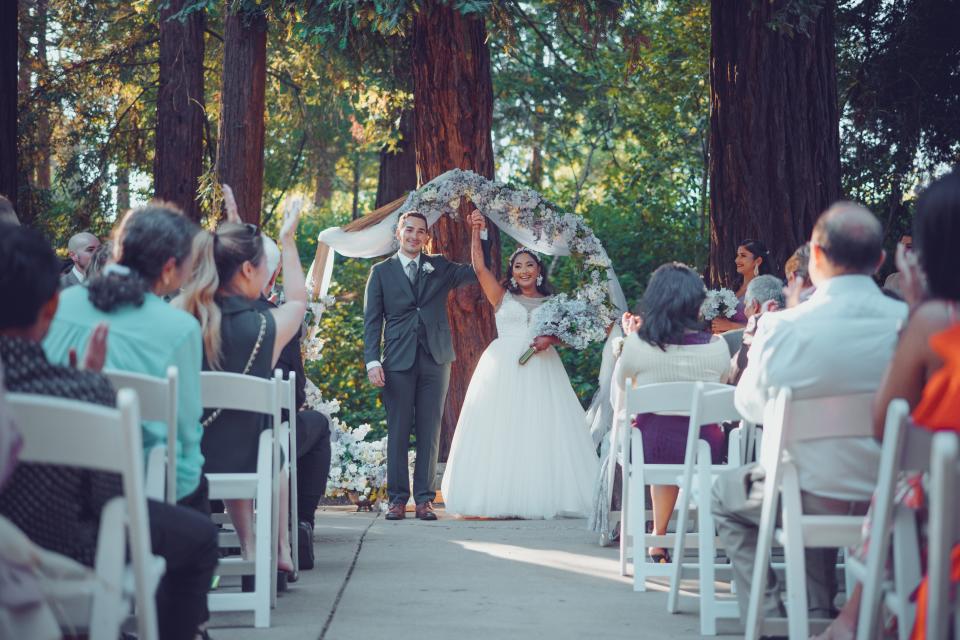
left=397, top=211, right=428, bottom=231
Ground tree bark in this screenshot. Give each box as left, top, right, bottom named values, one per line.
left=375, top=109, right=417, bottom=207
left=216, top=9, right=266, bottom=224
left=708, top=0, right=841, bottom=285
left=412, top=1, right=500, bottom=461
left=116, top=164, right=130, bottom=214
left=1, top=0, right=18, bottom=204
left=154, top=0, right=206, bottom=222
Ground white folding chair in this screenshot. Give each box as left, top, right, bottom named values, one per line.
left=745, top=389, right=876, bottom=640
left=926, top=431, right=959, bottom=640
left=852, top=399, right=929, bottom=640
left=200, top=370, right=281, bottom=628
left=666, top=384, right=744, bottom=634
left=104, top=367, right=178, bottom=503
left=619, top=381, right=742, bottom=594
left=8, top=389, right=164, bottom=640
left=277, top=371, right=300, bottom=576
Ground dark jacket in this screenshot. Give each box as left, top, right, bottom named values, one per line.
left=363, top=253, right=476, bottom=371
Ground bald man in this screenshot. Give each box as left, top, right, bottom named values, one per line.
left=60, top=232, right=101, bottom=289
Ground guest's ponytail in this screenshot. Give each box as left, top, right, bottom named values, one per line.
left=173, top=232, right=223, bottom=369
left=88, top=203, right=196, bottom=312
left=173, top=222, right=264, bottom=370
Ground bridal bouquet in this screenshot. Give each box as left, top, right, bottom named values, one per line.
left=700, top=288, right=739, bottom=321
left=519, top=293, right=613, bottom=364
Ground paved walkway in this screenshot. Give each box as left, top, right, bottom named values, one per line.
left=209, top=506, right=741, bottom=640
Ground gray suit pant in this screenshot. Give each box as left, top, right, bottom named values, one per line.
left=381, top=345, right=451, bottom=506
left=710, top=465, right=869, bottom=621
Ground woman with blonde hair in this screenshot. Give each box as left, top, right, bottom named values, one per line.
left=176, top=196, right=307, bottom=578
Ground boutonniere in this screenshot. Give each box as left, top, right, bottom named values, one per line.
left=421, top=261, right=435, bottom=275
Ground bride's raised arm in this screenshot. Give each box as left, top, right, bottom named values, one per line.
left=469, top=210, right=505, bottom=308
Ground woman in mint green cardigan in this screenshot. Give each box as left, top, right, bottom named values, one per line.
left=43, top=204, right=208, bottom=510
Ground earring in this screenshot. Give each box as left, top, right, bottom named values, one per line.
left=753, top=264, right=760, bottom=276
left=536, top=274, right=543, bottom=286
left=510, top=277, right=518, bottom=288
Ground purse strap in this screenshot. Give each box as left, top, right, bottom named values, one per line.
left=201, top=312, right=268, bottom=429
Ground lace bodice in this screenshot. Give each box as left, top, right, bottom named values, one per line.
left=495, top=292, right=548, bottom=339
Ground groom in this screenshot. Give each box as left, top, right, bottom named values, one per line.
left=363, top=211, right=479, bottom=520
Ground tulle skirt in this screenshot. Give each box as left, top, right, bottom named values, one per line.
left=441, top=336, right=600, bottom=519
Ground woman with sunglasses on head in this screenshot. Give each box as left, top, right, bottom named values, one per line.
left=175, top=196, right=307, bottom=579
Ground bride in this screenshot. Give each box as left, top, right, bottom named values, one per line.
left=441, top=210, right=600, bottom=519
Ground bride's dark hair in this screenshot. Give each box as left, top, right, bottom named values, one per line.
left=501, top=247, right=552, bottom=295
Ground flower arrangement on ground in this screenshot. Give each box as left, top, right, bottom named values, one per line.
left=700, top=288, right=739, bottom=321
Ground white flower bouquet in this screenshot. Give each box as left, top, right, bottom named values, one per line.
left=700, top=288, right=740, bottom=321
left=519, top=293, right=614, bottom=364
left=327, top=421, right=389, bottom=506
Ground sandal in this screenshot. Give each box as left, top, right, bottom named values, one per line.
left=648, top=548, right=672, bottom=564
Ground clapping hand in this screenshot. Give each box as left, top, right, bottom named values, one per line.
left=895, top=242, right=926, bottom=309
left=68, top=322, right=109, bottom=372
left=222, top=184, right=241, bottom=224
left=279, top=194, right=306, bottom=242
left=621, top=312, right=642, bottom=336
left=784, top=275, right=806, bottom=310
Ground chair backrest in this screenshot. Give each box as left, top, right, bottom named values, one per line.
left=8, top=389, right=159, bottom=640
left=758, top=389, right=875, bottom=466
left=104, top=366, right=179, bottom=503
left=625, top=381, right=730, bottom=418
left=200, top=370, right=281, bottom=418
left=927, top=431, right=960, bottom=640
left=278, top=371, right=296, bottom=413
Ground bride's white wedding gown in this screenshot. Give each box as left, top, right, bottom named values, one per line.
left=441, top=292, right=600, bottom=519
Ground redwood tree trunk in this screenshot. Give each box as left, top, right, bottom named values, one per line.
left=708, top=0, right=841, bottom=285
left=375, top=109, right=417, bottom=207
left=154, top=0, right=206, bottom=222
left=216, top=10, right=266, bottom=224
left=0, top=0, right=17, bottom=203
left=412, top=1, right=500, bottom=461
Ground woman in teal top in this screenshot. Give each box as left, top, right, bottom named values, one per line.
left=43, top=204, right=207, bottom=509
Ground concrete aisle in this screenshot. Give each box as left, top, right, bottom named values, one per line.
left=209, top=506, right=739, bottom=640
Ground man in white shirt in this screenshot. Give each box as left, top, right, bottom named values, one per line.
left=713, top=202, right=908, bottom=622
left=59, top=232, right=100, bottom=289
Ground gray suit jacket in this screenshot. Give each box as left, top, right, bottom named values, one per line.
left=363, top=253, right=477, bottom=371
left=59, top=269, right=81, bottom=290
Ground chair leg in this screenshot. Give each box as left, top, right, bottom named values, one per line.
left=697, top=442, right=717, bottom=635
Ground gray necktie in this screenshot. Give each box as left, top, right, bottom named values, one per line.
left=406, top=260, right=417, bottom=284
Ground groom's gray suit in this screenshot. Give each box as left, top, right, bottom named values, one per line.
left=363, top=252, right=477, bottom=506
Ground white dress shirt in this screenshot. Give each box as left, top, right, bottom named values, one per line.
left=734, top=275, right=908, bottom=500
left=366, top=252, right=420, bottom=371
left=72, top=265, right=85, bottom=283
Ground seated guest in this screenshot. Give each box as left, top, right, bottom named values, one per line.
left=616, top=263, right=730, bottom=564
left=815, top=170, right=960, bottom=640
left=0, top=195, right=19, bottom=225
left=728, top=274, right=786, bottom=385
left=254, top=236, right=330, bottom=570
left=713, top=202, right=908, bottom=622
left=43, top=204, right=208, bottom=511
left=59, top=231, right=101, bottom=289
left=0, top=225, right=217, bottom=640
left=176, top=197, right=308, bottom=575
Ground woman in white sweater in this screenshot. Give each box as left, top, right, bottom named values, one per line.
left=616, top=263, right=730, bottom=563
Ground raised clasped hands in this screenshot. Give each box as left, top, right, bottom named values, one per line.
left=469, top=209, right=486, bottom=232
left=895, top=242, right=926, bottom=309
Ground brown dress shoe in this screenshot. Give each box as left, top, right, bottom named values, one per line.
left=415, top=502, right=438, bottom=521
left=385, top=503, right=405, bottom=520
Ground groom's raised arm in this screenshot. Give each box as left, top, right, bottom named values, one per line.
left=363, top=266, right=385, bottom=370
